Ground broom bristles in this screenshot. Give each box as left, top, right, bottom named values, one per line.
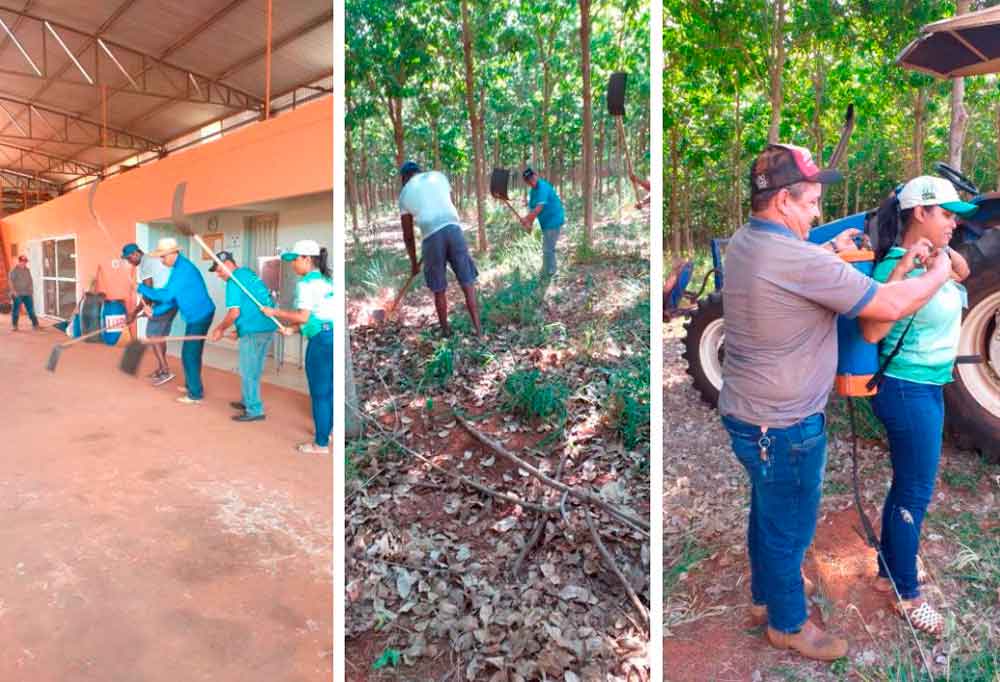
left=45, top=346, right=63, bottom=372
left=119, top=340, right=148, bottom=376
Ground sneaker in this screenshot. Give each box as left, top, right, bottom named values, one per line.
left=176, top=395, right=201, bottom=405
left=296, top=441, right=329, bottom=455
left=232, top=414, right=265, bottom=422
left=230, top=401, right=246, bottom=411
left=11, top=327, right=17, bottom=332
left=152, top=372, right=175, bottom=386
left=147, top=370, right=162, bottom=379
left=176, top=386, right=188, bottom=393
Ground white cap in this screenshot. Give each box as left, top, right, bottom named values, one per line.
left=281, top=239, right=322, bottom=261
left=897, top=175, right=977, bottom=215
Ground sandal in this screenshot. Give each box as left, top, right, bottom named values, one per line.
left=296, top=442, right=329, bottom=455
left=894, top=598, right=944, bottom=637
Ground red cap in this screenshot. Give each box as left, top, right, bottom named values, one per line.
left=750, top=144, right=842, bottom=196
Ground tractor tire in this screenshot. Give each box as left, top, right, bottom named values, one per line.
left=682, top=292, right=724, bottom=407
left=944, top=263, right=1000, bottom=462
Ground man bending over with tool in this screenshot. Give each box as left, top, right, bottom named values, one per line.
left=398, top=160, right=482, bottom=337
left=520, top=168, right=565, bottom=278
left=122, top=243, right=176, bottom=385
left=138, top=237, right=216, bottom=405
left=720, top=144, right=952, bottom=662
left=208, top=252, right=277, bottom=422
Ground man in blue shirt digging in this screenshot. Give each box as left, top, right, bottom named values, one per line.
left=520, top=167, right=565, bottom=278
left=138, top=237, right=216, bottom=405
left=208, top=251, right=277, bottom=422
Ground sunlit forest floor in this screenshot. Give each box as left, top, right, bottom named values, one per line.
left=345, top=197, right=651, bottom=681
left=663, top=317, right=1000, bottom=682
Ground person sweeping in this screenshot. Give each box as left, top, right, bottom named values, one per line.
left=138, top=237, right=216, bottom=405
left=260, top=240, right=333, bottom=455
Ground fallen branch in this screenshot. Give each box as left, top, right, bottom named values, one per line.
left=511, top=447, right=572, bottom=577
left=356, top=410, right=557, bottom=514
left=456, top=414, right=650, bottom=535
left=584, top=506, right=649, bottom=631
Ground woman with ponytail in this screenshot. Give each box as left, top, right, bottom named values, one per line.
left=860, top=176, right=974, bottom=636
left=262, top=239, right=334, bottom=454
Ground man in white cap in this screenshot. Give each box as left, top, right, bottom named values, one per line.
left=138, top=237, right=216, bottom=404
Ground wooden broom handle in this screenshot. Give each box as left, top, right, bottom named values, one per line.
left=189, top=233, right=287, bottom=331
left=386, top=259, right=423, bottom=320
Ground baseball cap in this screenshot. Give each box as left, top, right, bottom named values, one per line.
left=897, top=175, right=977, bottom=216
left=121, top=243, right=141, bottom=258
left=208, top=251, right=236, bottom=272
left=281, top=239, right=322, bottom=261
left=522, top=167, right=535, bottom=180
left=750, top=144, right=842, bottom=196
left=399, top=160, right=421, bottom=176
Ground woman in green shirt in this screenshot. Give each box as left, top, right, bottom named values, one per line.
left=860, top=176, right=974, bottom=637
left=261, top=240, right=334, bottom=455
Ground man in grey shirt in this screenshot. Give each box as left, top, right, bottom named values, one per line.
left=9, top=255, right=39, bottom=331
left=721, top=144, right=951, bottom=661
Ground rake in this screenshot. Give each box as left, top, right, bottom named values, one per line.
left=489, top=168, right=528, bottom=228
left=119, top=335, right=209, bottom=376
left=45, top=326, right=118, bottom=372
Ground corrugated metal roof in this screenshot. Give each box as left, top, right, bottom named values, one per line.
left=0, top=0, right=331, bottom=192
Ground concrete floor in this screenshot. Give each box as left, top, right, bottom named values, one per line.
left=0, top=318, right=332, bottom=681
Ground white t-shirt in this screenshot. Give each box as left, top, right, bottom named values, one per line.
left=139, top=253, right=171, bottom=288
left=398, top=171, right=461, bottom=240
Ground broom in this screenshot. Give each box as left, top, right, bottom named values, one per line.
left=119, top=335, right=210, bottom=376
left=170, top=182, right=287, bottom=331
left=46, top=326, right=119, bottom=372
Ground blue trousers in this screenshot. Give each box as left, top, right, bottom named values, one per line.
left=11, top=295, right=39, bottom=328
left=182, top=316, right=212, bottom=400
left=542, top=227, right=561, bottom=277
left=239, top=332, right=273, bottom=417
left=722, top=412, right=827, bottom=633
left=305, top=327, right=333, bottom=447
left=871, top=375, right=944, bottom=599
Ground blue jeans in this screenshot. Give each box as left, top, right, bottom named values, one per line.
left=542, top=227, right=561, bottom=277
left=305, top=326, right=333, bottom=447
left=871, top=375, right=944, bottom=599
left=182, top=315, right=212, bottom=400
left=239, top=332, right=273, bottom=417
left=722, top=412, right=828, bottom=633
left=11, top=295, right=39, bottom=328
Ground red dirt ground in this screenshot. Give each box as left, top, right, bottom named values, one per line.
left=664, top=498, right=951, bottom=682
left=0, top=320, right=332, bottom=681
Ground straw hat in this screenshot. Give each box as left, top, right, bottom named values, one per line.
left=149, top=237, right=182, bottom=257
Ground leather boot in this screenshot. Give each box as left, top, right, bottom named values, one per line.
left=749, top=573, right=815, bottom=625
left=767, top=620, right=848, bottom=661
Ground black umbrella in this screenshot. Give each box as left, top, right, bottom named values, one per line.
left=897, top=5, right=1000, bottom=78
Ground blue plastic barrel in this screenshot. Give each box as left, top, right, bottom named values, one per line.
left=835, top=251, right=879, bottom=396
left=100, top=299, right=127, bottom=345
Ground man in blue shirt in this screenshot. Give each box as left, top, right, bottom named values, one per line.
left=208, top=252, right=277, bottom=422
left=521, top=167, right=565, bottom=278
left=138, top=237, right=216, bottom=404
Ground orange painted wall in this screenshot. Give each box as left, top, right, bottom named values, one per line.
left=1, top=97, right=332, bottom=304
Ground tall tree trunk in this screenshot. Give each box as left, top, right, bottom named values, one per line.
left=912, top=87, right=928, bottom=176
left=948, top=0, right=971, bottom=172
left=811, top=48, right=826, bottom=222
left=731, top=81, right=742, bottom=232
left=596, top=115, right=605, bottom=202
left=540, top=37, right=553, bottom=175
left=996, top=103, right=1000, bottom=191
left=842, top=166, right=849, bottom=217
left=388, top=97, right=405, bottom=167
left=346, top=126, right=360, bottom=245
left=766, top=0, right=786, bottom=144
left=345, top=330, right=362, bottom=439
left=460, top=0, right=488, bottom=252
left=669, top=126, right=680, bottom=256
left=579, top=0, right=594, bottom=246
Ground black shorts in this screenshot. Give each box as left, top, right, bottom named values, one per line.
left=146, top=307, right=177, bottom=338
left=421, top=224, right=478, bottom=293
